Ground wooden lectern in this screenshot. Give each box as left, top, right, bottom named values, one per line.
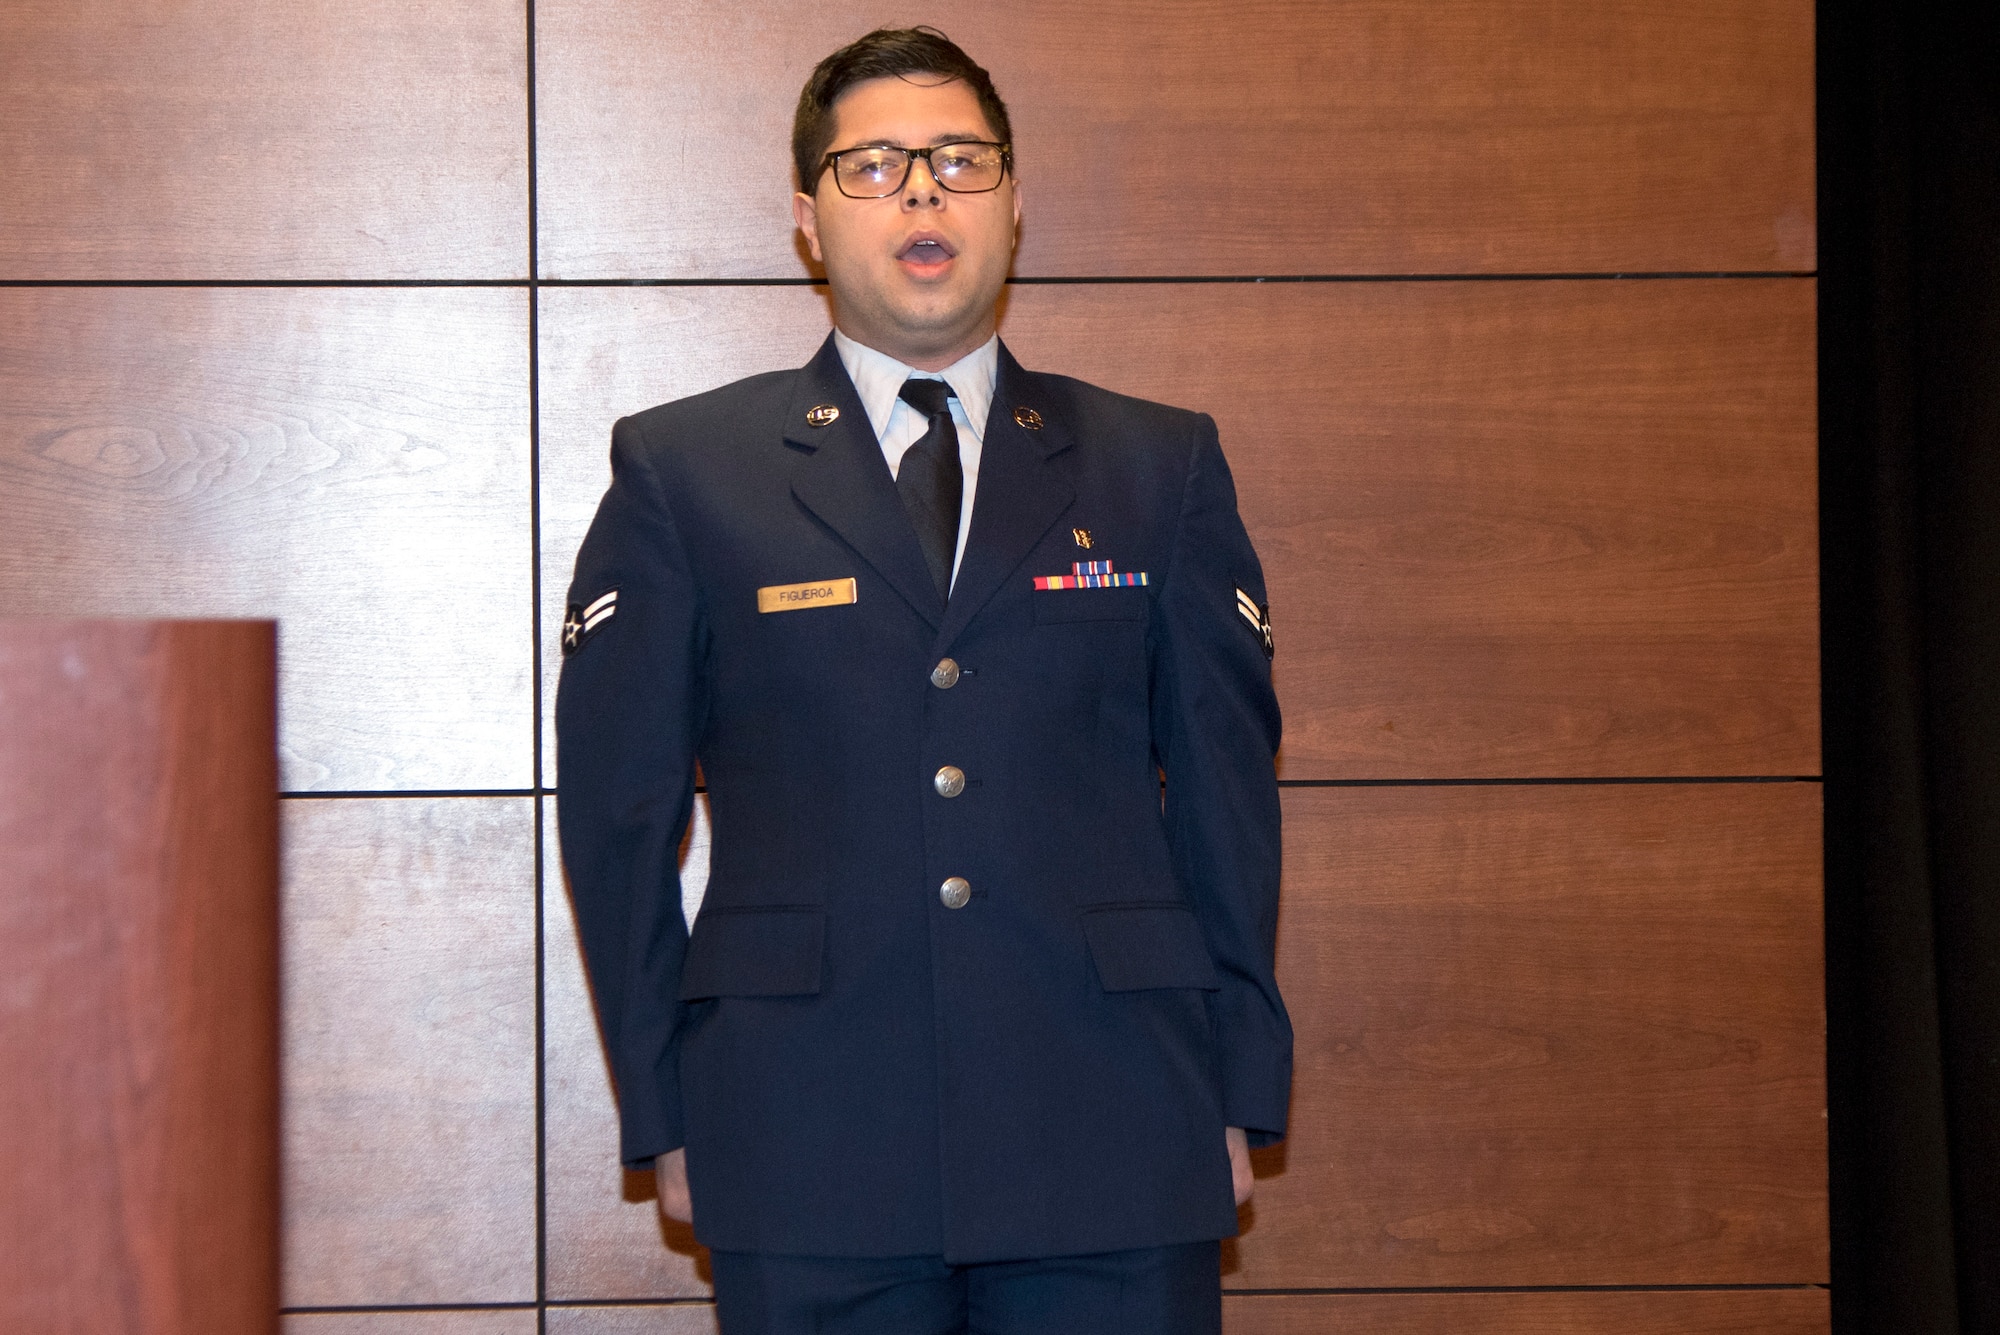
left=0, top=621, right=278, bottom=1333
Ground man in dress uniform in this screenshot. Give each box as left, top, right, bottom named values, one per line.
left=556, top=27, right=1289, bottom=1334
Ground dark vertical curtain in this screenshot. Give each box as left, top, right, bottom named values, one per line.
left=1820, top=0, right=2000, bottom=1330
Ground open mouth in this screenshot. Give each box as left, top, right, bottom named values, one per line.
left=897, top=235, right=957, bottom=267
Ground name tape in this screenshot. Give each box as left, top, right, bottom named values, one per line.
left=758, top=577, right=858, bottom=613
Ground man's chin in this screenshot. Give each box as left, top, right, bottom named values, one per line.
left=847, top=303, right=985, bottom=353
left=827, top=278, right=1001, bottom=358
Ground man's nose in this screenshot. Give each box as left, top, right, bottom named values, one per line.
left=902, top=156, right=944, bottom=209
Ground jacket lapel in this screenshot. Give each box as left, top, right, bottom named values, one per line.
left=786, top=336, right=945, bottom=629
left=936, top=341, right=1077, bottom=651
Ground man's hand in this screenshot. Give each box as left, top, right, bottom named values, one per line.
left=655, top=1147, right=693, bottom=1223
left=1227, top=1126, right=1253, bottom=1206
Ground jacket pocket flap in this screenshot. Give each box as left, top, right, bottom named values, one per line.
left=1082, top=904, right=1221, bottom=992
left=679, top=908, right=825, bottom=1000
left=1033, top=587, right=1150, bottom=623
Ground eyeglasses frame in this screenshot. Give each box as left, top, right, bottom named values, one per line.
left=815, top=140, right=1014, bottom=199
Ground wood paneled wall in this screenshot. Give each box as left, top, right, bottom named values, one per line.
left=0, top=0, right=1822, bottom=1330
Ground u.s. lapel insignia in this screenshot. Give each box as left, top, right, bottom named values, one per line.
left=1013, top=406, right=1044, bottom=430
left=1034, top=559, right=1148, bottom=589
left=805, top=403, right=840, bottom=427
left=1236, top=587, right=1274, bottom=658
left=561, top=588, right=619, bottom=656
left=1072, top=528, right=1093, bottom=549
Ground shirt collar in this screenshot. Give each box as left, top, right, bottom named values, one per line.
left=833, top=328, right=999, bottom=442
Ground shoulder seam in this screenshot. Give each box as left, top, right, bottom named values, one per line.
left=610, top=415, right=709, bottom=629
left=1159, top=413, right=1214, bottom=593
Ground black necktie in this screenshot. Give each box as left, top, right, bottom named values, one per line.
left=896, top=377, right=964, bottom=603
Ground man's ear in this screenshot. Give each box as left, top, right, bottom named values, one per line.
left=792, top=191, right=824, bottom=264
left=1011, top=177, right=1023, bottom=246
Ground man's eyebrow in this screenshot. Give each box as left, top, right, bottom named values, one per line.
left=835, top=132, right=996, bottom=153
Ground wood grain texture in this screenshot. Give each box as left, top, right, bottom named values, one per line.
left=545, top=802, right=714, bottom=1299
left=534, top=0, right=1813, bottom=278
left=537, top=281, right=1817, bottom=780
left=1223, top=1289, right=1828, bottom=1334
left=546, top=1307, right=718, bottom=1335
left=0, top=287, right=533, bottom=791
left=0, top=0, right=526, bottom=278
left=0, top=620, right=278, bottom=1335
left=283, top=1315, right=537, bottom=1335
left=1230, top=784, right=1826, bottom=1287
left=1008, top=279, right=1822, bottom=778
left=281, top=798, right=537, bottom=1307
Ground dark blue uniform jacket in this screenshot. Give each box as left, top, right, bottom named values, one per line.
left=556, top=335, right=1290, bottom=1264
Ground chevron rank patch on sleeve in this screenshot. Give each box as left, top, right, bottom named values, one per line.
left=561, top=588, right=618, bottom=656
left=1236, top=587, right=1274, bottom=658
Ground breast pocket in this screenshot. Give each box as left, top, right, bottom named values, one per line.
left=1033, top=587, right=1151, bottom=625
left=1081, top=903, right=1221, bottom=992
left=678, top=907, right=825, bottom=1000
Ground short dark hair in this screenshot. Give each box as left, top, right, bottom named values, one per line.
left=792, top=27, right=1014, bottom=193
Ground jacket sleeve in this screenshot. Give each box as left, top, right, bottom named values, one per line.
left=1150, top=414, right=1293, bottom=1146
left=555, top=414, right=710, bottom=1169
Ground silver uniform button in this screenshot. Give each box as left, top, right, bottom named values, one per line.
left=939, top=877, right=972, bottom=909
left=933, top=765, right=966, bottom=798
left=930, top=657, right=961, bottom=689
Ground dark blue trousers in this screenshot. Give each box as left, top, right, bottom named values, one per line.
left=709, top=1240, right=1223, bottom=1335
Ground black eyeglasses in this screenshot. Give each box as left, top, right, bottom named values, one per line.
left=817, top=141, right=1013, bottom=199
